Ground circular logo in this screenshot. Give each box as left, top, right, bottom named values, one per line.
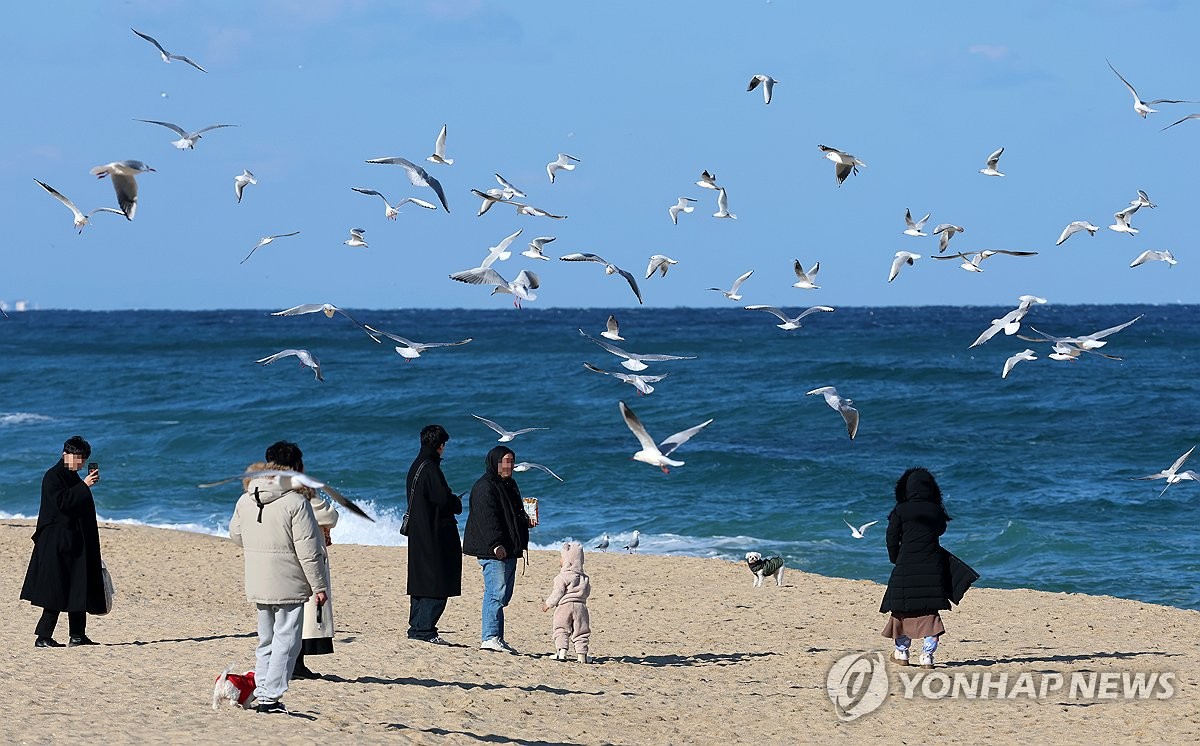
left=826, top=651, right=888, bottom=721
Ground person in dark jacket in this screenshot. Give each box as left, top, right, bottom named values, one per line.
left=879, top=467, right=955, bottom=669
left=462, top=445, right=537, bottom=653
left=405, top=424, right=462, bottom=644
left=20, top=435, right=105, bottom=647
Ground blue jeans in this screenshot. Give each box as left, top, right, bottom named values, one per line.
left=478, top=557, right=517, bottom=641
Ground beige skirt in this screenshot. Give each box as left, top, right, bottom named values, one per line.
left=881, top=612, right=945, bottom=640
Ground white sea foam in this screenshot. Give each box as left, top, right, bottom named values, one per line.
left=0, top=412, right=53, bottom=426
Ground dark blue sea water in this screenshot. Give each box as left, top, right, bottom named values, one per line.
left=1, top=306, right=1197, bottom=609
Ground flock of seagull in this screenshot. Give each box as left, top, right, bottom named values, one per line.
left=31, top=30, right=1200, bottom=539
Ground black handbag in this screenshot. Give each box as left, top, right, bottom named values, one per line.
left=401, top=461, right=428, bottom=537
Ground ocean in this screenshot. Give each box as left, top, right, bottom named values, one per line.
left=1, top=306, right=1197, bottom=610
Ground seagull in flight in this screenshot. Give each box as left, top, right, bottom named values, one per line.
left=707, top=269, right=753, bottom=300
left=1132, top=445, right=1200, bottom=495
left=712, top=187, right=737, bottom=219
left=744, top=304, right=835, bottom=331
left=843, top=519, right=878, bottom=539
left=888, top=251, right=920, bottom=282
left=969, top=295, right=1048, bottom=348
left=255, top=349, right=324, bottom=382
left=1130, top=190, right=1157, bottom=209
left=695, top=170, right=719, bottom=190
left=494, top=173, right=526, bottom=199
left=33, top=179, right=124, bottom=233
left=546, top=153, right=580, bottom=183
left=1161, top=113, right=1200, bottom=131
left=365, top=156, right=450, bottom=212
left=1109, top=205, right=1140, bottom=235
left=1019, top=314, right=1143, bottom=353
left=818, top=145, right=866, bottom=186
left=522, top=236, right=555, bottom=260
left=601, top=314, right=624, bottom=341
left=623, top=530, right=640, bottom=552
left=513, top=462, right=564, bottom=482
left=1001, top=349, right=1037, bottom=379
left=1056, top=221, right=1100, bottom=246
left=271, top=303, right=381, bottom=342
left=131, top=28, right=207, bottom=72
left=578, top=328, right=697, bottom=372
left=806, top=386, right=859, bottom=440
left=241, top=231, right=300, bottom=264
left=932, top=224, right=965, bottom=253
left=362, top=324, right=473, bottom=360
left=450, top=267, right=540, bottom=307
left=504, top=201, right=568, bottom=219
left=903, top=209, right=931, bottom=237
left=351, top=187, right=436, bottom=219
left=234, top=170, right=257, bottom=203
left=559, top=253, right=644, bottom=304
left=979, top=147, right=1005, bottom=177
left=618, top=401, right=713, bottom=474
left=135, top=119, right=235, bottom=150
left=792, top=260, right=821, bottom=289
left=747, top=74, right=778, bottom=104
left=426, top=124, right=453, bottom=165
left=645, top=254, right=678, bottom=279
left=472, top=414, right=548, bottom=442
left=1130, top=249, right=1177, bottom=268
left=470, top=188, right=509, bottom=217
left=199, top=469, right=373, bottom=522
left=344, top=228, right=368, bottom=248
left=583, top=362, right=668, bottom=396
left=934, top=249, right=1039, bottom=273
left=1107, top=59, right=1195, bottom=118
left=89, top=160, right=155, bottom=220
left=481, top=228, right=524, bottom=266
left=668, top=197, right=697, bottom=224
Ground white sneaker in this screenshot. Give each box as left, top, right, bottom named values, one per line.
left=892, top=649, right=909, bottom=666
left=554, top=648, right=568, bottom=661
left=919, top=653, right=934, bottom=669
left=576, top=653, right=590, bottom=664
left=480, top=637, right=506, bottom=652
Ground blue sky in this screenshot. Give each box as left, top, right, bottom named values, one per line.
left=4, top=0, right=1199, bottom=310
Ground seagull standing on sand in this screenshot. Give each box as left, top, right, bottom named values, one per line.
left=744, top=304, right=835, bottom=331
left=522, top=236, right=555, bottom=261
left=932, top=224, right=965, bottom=253
left=255, top=349, right=324, bottom=382
left=578, top=328, right=697, bottom=371
left=668, top=197, right=697, bottom=224
left=1002, top=349, right=1038, bottom=379
left=449, top=267, right=540, bottom=308
left=241, top=231, right=300, bottom=264
left=135, top=119, right=236, bottom=150
left=559, top=253, right=644, bottom=304
left=89, top=160, right=155, bottom=220
left=843, top=519, right=878, bottom=539
left=806, top=386, right=859, bottom=440
left=818, top=145, right=866, bottom=186
left=350, top=187, right=436, bottom=219
left=546, top=153, right=580, bottom=183
left=624, top=531, right=640, bottom=553
left=792, top=260, right=821, bottom=289
left=979, top=147, right=1005, bottom=177
left=471, top=414, right=548, bottom=442
left=903, top=209, right=931, bottom=237
left=1056, top=221, right=1100, bottom=246
left=234, top=170, right=257, bottom=203
left=365, top=156, right=450, bottom=212
left=1130, top=250, right=1177, bottom=268
left=595, top=534, right=610, bottom=552
left=712, top=188, right=736, bottom=219
left=344, top=228, right=368, bottom=248
left=888, top=252, right=921, bottom=283
left=747, top=74, right=778, bottom=104
left=131, top=28, right=207, bottom=72
left=618, top=401, right=713, bottom=474
left=426, top=124, right=453, bottom=165
left=645, top=255, right=678, bottom=279
left=708, top=270, right=753, bottom=300
left=601, top=315, right=624, bottom=341
left=33, top=179, right=124, bottom=233
left=1107, top=59, right=1195, bottom=118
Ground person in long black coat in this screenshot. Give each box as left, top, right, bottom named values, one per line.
left=879, top=467, right=971, bottom=669
left=20, top=435, right=106, bottom=647
left=405, top=424, right=462, bottom=643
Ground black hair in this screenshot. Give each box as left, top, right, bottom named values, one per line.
left=62, top=435, right=91, bottom=459
left=265, top=440, right=303, bottom=471
left=420, top=424, right=450, bottom=450
left=894, top=466, right=951, bottom=521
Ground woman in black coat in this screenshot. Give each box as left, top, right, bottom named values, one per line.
left=405, top=425, right=462, bottom=644
left=20, top=435, right=106, bottom=647
left=879, top=467, right=958, bottom=669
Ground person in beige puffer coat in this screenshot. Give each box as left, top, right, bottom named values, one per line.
left=540, top=542, right=592, bottom=663
left=229, top=467, right=327, bottom=713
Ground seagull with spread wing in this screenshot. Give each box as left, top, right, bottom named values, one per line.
left=669, top=197, right=697, bottom=224
left=1132, top=445, right=1200, bottom=495
left=363, top=324, right=473, bottom=360
left=1107, top=59, right=1196, bottom=118
left=818, top=145, right=866, bottom=186
left=199, top=469, right=373, bottom=522
left=583, top=362, right=668, bottom=396
left=578, top=328, right=696, bottom=372
left=618, top=401, right=713, bottom=473
left=747, top=74, right=778, bottom=104
left=979, top=147, right=1005, bottom=176
left=426, top=124, right=453, bottom=165
left=351, top=187, right=436, bottom=219
left=89, top=160, right=155, bottom=220
left=744, top=304, right=835, bottom=331
left=513, top=462, right=564, bottom=482
left=969, top=295, right=1048, bottom=348
left=34, top=179, right=124, bottom=233
left=472, top=414, right=548, bottom=442
left=559, top=253, right=644, bottom=304
left=270, top=303, right=381, bottom=342
left=933, top=224, right=965, bottom=253
left=135, top=119, right=236, bottom=150
left=903, top=209, right=931, bottom=237
left=131, top=28, right=207, bottom=72
left=806, top=386, right=859, bottom=440
left=1056, top=221, right=1100, bottom=246
left=547, top=153, right=580, bottom=183
left=707, top=269, right=753, bottom=300
left=241, top=231, right=300, bottom=264
left=792, top=260, right=820, bottom=289
left=934, top=249, right=1039, bottom=273
left=449, top=267, right=540, bottom=307
left=645, top=255, right=678, bottom=279
left=234, top=170, right=257, bottom=203
left=254, top=349, right=324, bottom=381
left=365, top=156, right=450, bottom=212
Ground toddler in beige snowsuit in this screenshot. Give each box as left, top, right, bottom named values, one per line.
left=540, top=542, right=592, bottom=663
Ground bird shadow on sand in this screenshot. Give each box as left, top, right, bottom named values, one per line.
left=952, top=650, right=1181, bottom=668
left=107, top=631, right=257, bottom=646
left=601, top=651, right=778, bottom=667
left=383, top=723, right=583, bottom=745
left=323, top=675, right=599, bottom=696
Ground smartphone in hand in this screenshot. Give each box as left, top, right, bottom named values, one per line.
left=88, top=462, right=99, bottom=482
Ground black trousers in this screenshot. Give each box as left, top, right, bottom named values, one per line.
left=407, top=596, right=448, bottom=640
left=35, top=608, right=85, bottom=638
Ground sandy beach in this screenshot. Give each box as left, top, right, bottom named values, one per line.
left=1, top=520, right=1196, bottom=744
